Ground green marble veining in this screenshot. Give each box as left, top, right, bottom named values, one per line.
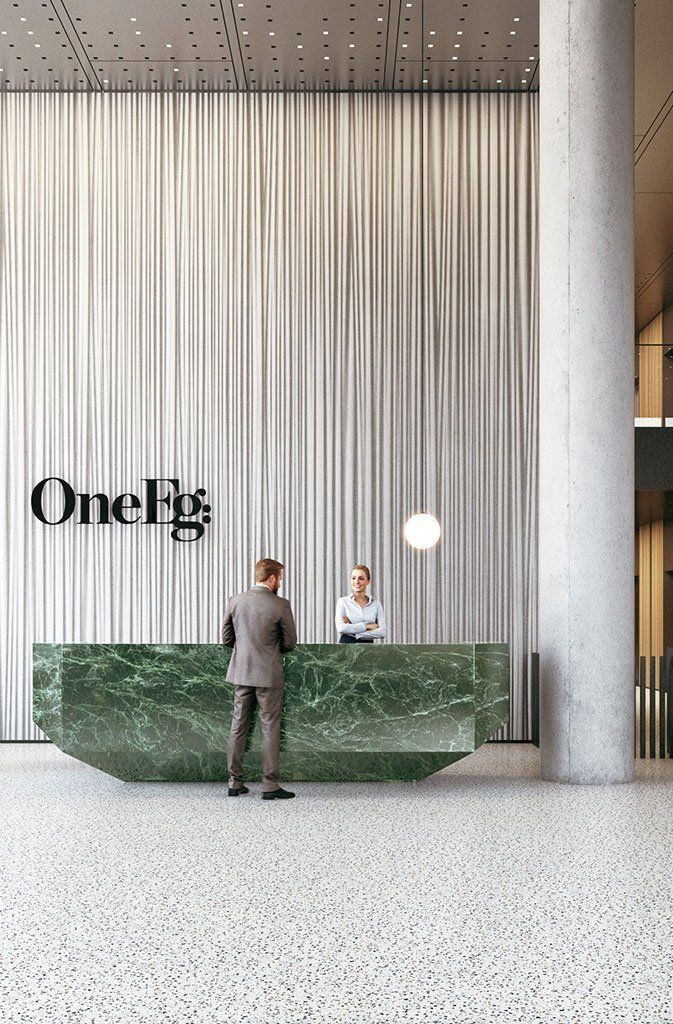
left=474, top=644, right=511, bottom=747
left=33, top=643, right=64, bottom=745
left=32, top=642, right=509, bottom=782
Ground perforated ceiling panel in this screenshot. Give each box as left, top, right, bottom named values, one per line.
left=0, top=0, right=539, bottom=92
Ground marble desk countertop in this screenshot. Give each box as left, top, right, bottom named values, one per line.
left=33, top=642, right=509, bottom=782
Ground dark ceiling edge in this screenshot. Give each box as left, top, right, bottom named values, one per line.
left=34, top=0, right=541, bottom=97
left=49, top=0, right=100, bottom=91
left=0, top=87, right=541, bottom=96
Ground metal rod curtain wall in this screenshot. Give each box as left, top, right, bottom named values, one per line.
left=635, top=655, right=673, bottom=758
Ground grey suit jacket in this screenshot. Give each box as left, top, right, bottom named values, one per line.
left=221, top=585, right=297, bottom=689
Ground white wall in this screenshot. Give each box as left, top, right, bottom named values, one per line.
left=0, top=91, right=538, bottom=740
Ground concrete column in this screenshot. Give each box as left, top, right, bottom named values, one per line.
left=539, top=0, right=635, bottom=783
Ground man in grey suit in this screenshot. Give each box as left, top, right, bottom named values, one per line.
left=221, top=557, right=298, bottom=800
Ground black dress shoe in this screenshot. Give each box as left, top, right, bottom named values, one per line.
left=228, top=785, right=249, bottom=796
left=262, top=787, right=295, bottom=800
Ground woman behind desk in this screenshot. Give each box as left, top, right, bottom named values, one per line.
left=335, top=564, right=387, bottom=644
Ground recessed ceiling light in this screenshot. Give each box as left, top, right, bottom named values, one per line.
left=174, top=67, right=179, bottom=71
left=166, top=43, right=172, bottom=48
left=349, top=43, right=355, bottom=48
left=323, top=30, right=329, bottom=35
left=452, top=55, right=458, bottom=60
left=525, top=67, right=530, bottom=71
left=510, top=30, right=516, bottom=35
left=457, top=30, right=463, bottom=34
left=27, top=30, right=33, bottom=35
left=34, top=43, right=40, bottom=47
left=269, top=31, right=275, bottom=36
left=243, top=30, right=248, bottom=34
left=20, top=17, right=26, bottom=21
left=135, top=31, right=141, bottom=35
left=130, top=17, right=136, bottom=21
left=454, top=43, right=460, bottom=48
left=324, top=55, right=329, bottom=60
left=514, top=17, right=520, bottom=21
left=297, top=43, right=302, bottom=48
left=496, top=79, right=502, bottom=83
left=402, top=43, right=408, bottom=48
left=521, top=79, right=526, bottom=83
left=427, top=43, right=433, bottom=48
left=377, top=17, right=383, bottom=21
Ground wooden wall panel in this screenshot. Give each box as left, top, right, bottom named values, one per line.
left=639, top=524, right=652, bottom=655
left=638, top=312, right=663, bottom=419
left=651, top=520, right=664, bottom=659
left=638, top=520, right=664, bottom=691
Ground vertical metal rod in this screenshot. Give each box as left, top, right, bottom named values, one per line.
left=663, top=659, right=667, bottom=757
left=660, top=656, right=666, bottom=759
left=668, top=656, right=673, bottom=758
left=634, top=654, right=638, bottom=757
left=650, top=655, right=656, bottom=758
left=419, top=0, right=426, bottom=509
left=639, top=656, right=646, bottom=758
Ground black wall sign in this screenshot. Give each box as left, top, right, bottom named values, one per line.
left=31, top=477, right=211, bottom=542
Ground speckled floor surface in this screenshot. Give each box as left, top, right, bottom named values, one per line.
left=1, top=743, right=672, bottom=1024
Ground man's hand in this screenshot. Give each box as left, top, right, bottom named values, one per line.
left=342, top=615, right=351, bottom=624
left=365, top=622, right=378, bottom=631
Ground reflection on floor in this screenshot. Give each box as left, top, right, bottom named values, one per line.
left=1, top=742, right=671, bottom=1024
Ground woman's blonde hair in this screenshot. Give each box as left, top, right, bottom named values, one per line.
left=351, top=564, right=371, bottom=581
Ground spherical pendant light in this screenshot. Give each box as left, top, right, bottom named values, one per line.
left=403, top=512, right=441, bottom=550
left=402, top=5, right=441, bottom=556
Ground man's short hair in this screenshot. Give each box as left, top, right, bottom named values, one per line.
left=352, top=564, right=371, bottom=581
left=255, top=558, right=284, bottom=582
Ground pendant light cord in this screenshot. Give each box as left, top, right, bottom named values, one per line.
left=420, top=0, right=426, bottom=512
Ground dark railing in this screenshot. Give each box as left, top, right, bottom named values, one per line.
left=635, top=656, right=673, bottom=758
left=531, top=652, right=540, bottom=748
left=531, top=655, right=672, bottom=758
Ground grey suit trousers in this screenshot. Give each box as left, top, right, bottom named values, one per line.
left=227, top=685, right=284, bottom=792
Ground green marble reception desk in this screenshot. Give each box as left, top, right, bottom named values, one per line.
left=32, top=643, right=509, bottom=782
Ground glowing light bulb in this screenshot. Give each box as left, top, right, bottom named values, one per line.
left=403, top=513, right=441, bottom=550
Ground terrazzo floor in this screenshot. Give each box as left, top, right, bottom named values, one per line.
left=1, top=743, right=673, bottom=1024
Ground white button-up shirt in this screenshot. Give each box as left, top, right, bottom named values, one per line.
left=335, top=593, right=387, bottom=640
